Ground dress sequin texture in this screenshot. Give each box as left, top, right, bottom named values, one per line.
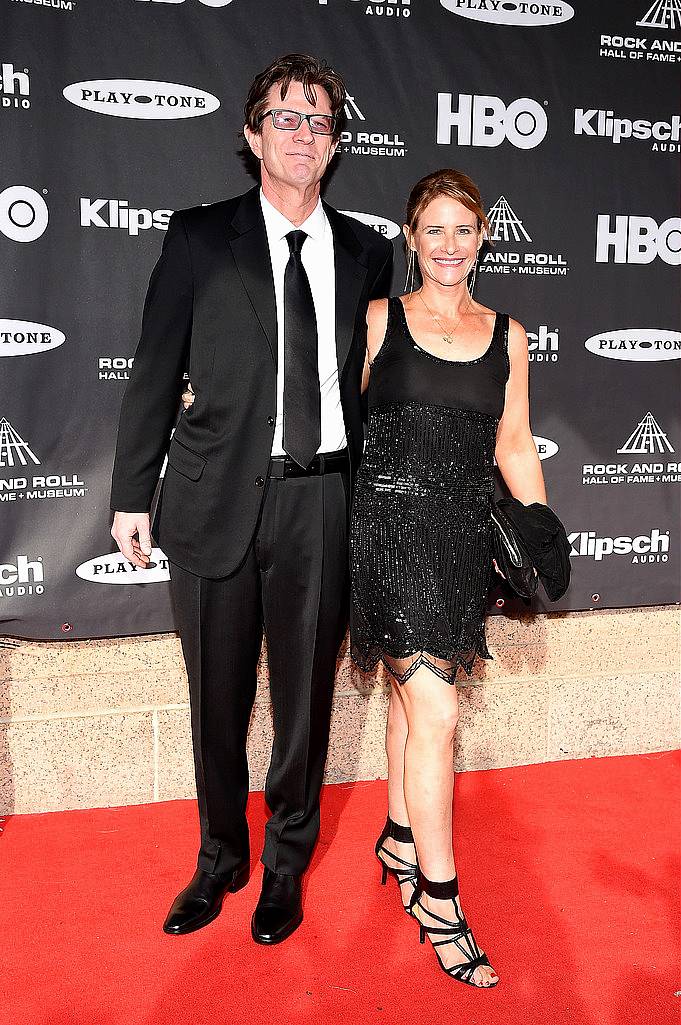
left=350, top=296, right=510, bottom=684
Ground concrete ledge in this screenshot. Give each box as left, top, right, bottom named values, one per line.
left=1, top=605, right=679, bottom=814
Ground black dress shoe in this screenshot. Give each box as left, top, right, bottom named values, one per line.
left=251, top=867, right=303, bottom=945
left=163, top=864, right=249, bottom=935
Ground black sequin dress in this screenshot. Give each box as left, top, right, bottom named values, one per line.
left=350, top=296, right=510, bottom=684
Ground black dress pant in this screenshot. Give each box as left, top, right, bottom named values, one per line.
left=168, top=469, right=349, bottom=877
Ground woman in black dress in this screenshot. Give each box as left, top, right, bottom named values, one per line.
left=350, top=169, right=547, bottom=988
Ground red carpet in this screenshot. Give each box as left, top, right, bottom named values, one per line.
left=2, top=752, right=678, bottom=1025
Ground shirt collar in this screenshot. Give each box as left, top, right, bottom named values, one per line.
left=259, top=188, right=327, bottom=243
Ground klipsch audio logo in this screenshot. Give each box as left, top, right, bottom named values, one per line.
left=0, top=555, right=44, bottom=598
left=527, top=325, right=560, bottom=364
left=340, top=210, right=401, bottom=238
left=585, top=328, right=681, bottom=362
left=0, top=418, right=87, bottom=502
left=574, top=108, right=679, bottom=153
left=440, top=1, right=573, bottom=26
left=80, top=198, right=172, bottom=235
left=582, top=413, right=679, bottom=487
left=1, top=63, right=30, bottom=110
left=76, top=549, right=171, bottom=583
left=0, top=320, right=65, bottom=357
left=595, top=215, right=680, bottom=264
left=63, top=80, right=220, bottom=119
left=481, top=196, right=568, bottom=277
left=339, top=95, right=407, bottom=157
left=0, top=186, right=48, bottom=243
left=318, top=0, right=412, bottom=19
left=437, top=93, right=548, bottom=150
left=600, top=2, right=680, bottom=64
left=568, top=529, right=670, bottom=564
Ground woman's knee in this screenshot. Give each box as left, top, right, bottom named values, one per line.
left=402, top=689, right=459, bottom=740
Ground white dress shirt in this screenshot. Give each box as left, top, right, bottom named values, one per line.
left=259, top=189, right=346, bottom=457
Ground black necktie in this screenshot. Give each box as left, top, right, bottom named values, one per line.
left=283, top=229, right=321, bottom=469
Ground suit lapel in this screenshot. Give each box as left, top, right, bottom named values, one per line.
left=227, top=187, right=277, bottom=366
left=325, top=204, right=369, bottom=378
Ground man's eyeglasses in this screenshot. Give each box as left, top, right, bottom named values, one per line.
left=259, top=108, right=337, bottom=136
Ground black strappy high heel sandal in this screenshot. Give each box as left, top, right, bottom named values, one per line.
left=374, top=816, right=418, bottom=916
left=409, top=870, right=498, bottom=988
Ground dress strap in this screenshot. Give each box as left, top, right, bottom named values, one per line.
left=368, top=297, right=398, bottom=368
left=493, top=312, right=510, bottom=369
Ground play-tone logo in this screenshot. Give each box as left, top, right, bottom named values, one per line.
left=437, top=93, right=548, bottom=149
left=0, top=186, right=48, bottom=242
left=533, top=435, right=559, bottom=460
left=76, top=548, right=171, bottom=583
left=340, top=210, right=401, bottom=239
left=0, top=319, right=65, bottom=357
left=1, top=63, right=31, bottom=109
left=440, top=1, right=574, bottom=26
left=595, top=216, right=680, bottom=265
left=63, top=80, right=220, bottom=119
left=584, top=328, right=681, bottom=362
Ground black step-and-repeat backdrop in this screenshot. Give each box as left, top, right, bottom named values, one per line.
left=2, top=0, right=679, bottom=639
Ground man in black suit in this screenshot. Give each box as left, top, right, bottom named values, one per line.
left=110, top=54, right=392, bottom=944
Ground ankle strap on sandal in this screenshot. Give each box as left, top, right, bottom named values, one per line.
left=415, top=870, right=459, bottom=900
left=385, top=816, right=414, bottom=844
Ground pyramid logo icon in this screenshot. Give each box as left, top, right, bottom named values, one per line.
left=487, top=196, right=532, bottom=243
left=636, top=0, right=681, bottom=29
left=344, top=95, right=366, bottom=121
left=0, top=418, right=41, bottom=468
left=617, top=412, right=674, bottom=455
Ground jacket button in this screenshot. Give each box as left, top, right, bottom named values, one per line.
left=267, top=416, right=275, bottom=426
left=255, top=476, right=265, bottom=487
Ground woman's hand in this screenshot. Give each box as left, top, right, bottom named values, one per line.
left=181, top=382, right=195, bottom=410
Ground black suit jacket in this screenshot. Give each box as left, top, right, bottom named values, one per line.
left=110, top=186, right=393, bottom=579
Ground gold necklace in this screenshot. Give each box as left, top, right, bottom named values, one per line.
left=417, top=290, right=471, bottom=346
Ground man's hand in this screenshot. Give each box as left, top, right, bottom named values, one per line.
left=181, top=382, right=195, bottom=411
left=111, top=511, right=153, bottom=569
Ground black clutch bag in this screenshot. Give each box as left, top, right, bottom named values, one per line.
left=491, top=498, right=572, bottom=602
left=490, top=501, right=538, bottom=599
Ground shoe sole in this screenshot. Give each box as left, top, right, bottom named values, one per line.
left=162, top=870, right=250, bottom=935
left=250, top=910, right=303, bottom=945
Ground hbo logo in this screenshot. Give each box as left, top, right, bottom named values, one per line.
left=595, top=216, right=680, bottom=265
left=437, top=93, right=548, bottom=150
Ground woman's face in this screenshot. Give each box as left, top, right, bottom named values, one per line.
left=406, top=194, right=481, bottom=290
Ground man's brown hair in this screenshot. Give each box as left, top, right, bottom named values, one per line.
left=244, top=53, right=347, bottom=140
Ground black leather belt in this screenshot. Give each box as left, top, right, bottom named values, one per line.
left=268, top=449, right=349, bottom=480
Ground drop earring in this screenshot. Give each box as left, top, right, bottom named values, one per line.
left=404, top=247, right=416, bottom=294
left=468, top=250, right=479, bottom=298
